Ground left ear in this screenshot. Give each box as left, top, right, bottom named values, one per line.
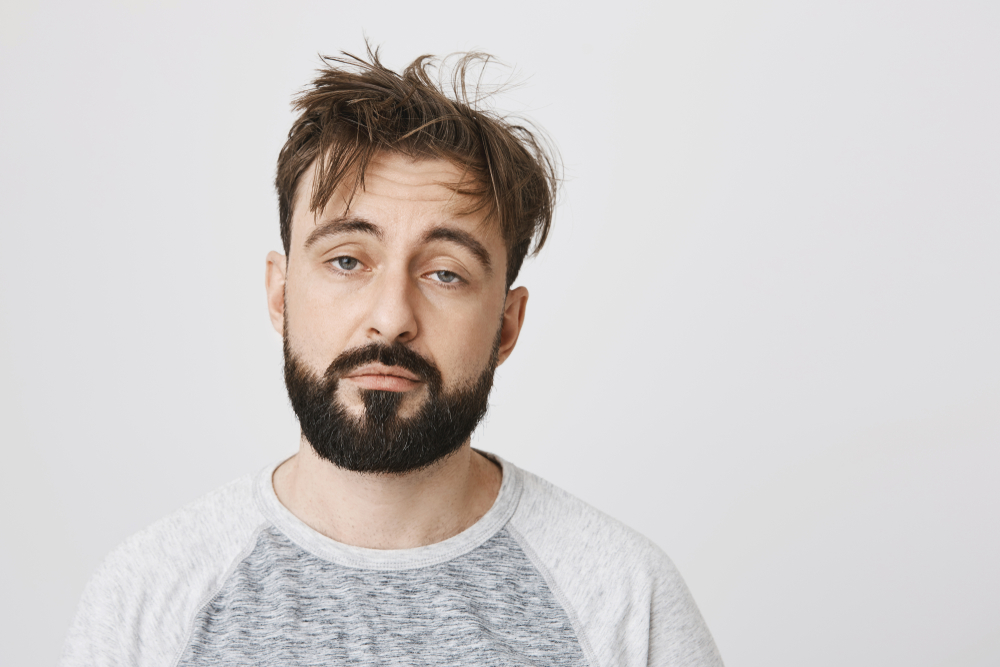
left=496, top=286, right=529, bottom=366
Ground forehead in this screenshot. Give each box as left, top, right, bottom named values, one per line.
left=291, top=153, right=494, bottom=243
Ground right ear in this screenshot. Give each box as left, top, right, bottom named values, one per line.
left=265, top=251, right=287, bottom=336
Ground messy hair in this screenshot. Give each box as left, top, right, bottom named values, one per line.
left=275, top=46, right=560, bottom=288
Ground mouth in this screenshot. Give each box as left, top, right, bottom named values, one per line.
left=344, top=363, right=423, bottom=392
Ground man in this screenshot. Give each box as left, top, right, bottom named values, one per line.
left=61, top=49, right=723, bottom=666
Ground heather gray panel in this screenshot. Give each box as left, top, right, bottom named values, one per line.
left=177, top=525, right=588, bottom=666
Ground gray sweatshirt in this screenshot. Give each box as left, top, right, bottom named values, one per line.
left=60, top=455, right=723, bottom=667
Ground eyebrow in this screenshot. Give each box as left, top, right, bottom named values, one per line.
left=304, top=217, right=383, bottom=249
left=303, top=217, right=493, bottom=275
left=423, top=226, right=493, bottom=275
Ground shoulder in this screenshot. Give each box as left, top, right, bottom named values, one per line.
left=510, top=465, right=674, bottom=584
left=101, top=473, right=266, bottom=585
left=507, top=465, right=723, bottom=667
left=60, top=473, right=270, bottom=667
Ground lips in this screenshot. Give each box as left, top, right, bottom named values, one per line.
left=344, top=363, right=423, bottom=392
left=323, top=342, right=442, bottom=393
left=345, top=363, right=421, bottom=382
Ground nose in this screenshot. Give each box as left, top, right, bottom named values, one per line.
left=364, top=266, right=418, bottom=344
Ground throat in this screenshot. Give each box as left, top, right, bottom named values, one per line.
left=272, top=441, right=503, bottom=549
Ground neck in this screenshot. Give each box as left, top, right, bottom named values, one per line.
left=272, top=439, right=502, bottom=549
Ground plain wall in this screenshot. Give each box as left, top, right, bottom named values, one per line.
left=1, top=0, right=998, bottom=664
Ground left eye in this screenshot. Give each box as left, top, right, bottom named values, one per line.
left=432, top=270, right=460, bottom=284
left=334, top=256, right=360, bottom=271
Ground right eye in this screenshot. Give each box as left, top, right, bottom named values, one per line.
left=333, top=256, right=360, bottom=271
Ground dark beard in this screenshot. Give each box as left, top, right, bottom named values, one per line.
left=282, top=336, right=498, bottom=475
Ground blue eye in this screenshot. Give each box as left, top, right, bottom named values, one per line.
left=335, top=257, right=359, bottom=271
left=434, top=271, right=459, bottom=284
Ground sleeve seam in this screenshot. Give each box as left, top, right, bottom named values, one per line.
left=168, top=521, right=271, bottom=667
left=506, top=523, right=603, bottom=667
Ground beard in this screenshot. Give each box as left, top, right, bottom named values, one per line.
left=282, top=332, right=499, bottom=475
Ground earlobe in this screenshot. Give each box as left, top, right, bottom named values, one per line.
left=497, top=286, right=529, bottom=366
left=265, top=251, right=288, bottom=336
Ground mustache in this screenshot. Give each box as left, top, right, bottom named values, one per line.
left=323, top=342, right=442, bottom=387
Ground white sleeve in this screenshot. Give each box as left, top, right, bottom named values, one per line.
left=59, top=476, right=266, bottom=667
left=508, top=469, right=723, bottom=667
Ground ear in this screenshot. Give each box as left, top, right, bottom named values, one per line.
left=497, top=286, right=529, bottom=366
left=265, top=251, right=287, bottom=336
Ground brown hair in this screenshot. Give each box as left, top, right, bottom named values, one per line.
left=275, top=47, right=559, bottom=288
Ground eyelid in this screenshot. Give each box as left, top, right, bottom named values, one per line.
left=320, top=240, right=369, bottom=261
left=425, top=269, right=465, bottom=286
left=327, top=254, right=368, bottom=273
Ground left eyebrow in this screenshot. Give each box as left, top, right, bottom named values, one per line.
left=422, top=226, right=494, bottom=275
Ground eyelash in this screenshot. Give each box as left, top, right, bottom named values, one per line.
left=428, top=270, right=465, bottom=289
left=327, top=257, right=466, bottom=289
left=330, top=256, right=363, bottom=273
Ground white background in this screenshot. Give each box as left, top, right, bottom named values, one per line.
left=2, top=1, right=998, bottom=665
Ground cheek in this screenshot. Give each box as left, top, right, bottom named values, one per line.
left=284, top=274, right=363, bottom=363
left=429, top=303, right=503, bottom=382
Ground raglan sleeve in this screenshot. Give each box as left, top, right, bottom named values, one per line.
left=508, top=466, right=724, bottom=667
left=58, top=475, right=265, bottom=667
left=59, top=546, right=146, bottom=667
left=646, top=548, right=724, bottom=667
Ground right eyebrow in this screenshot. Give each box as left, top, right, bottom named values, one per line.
left=303, top=217, right=383, bottom=250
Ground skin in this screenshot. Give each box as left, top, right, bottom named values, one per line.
left=265, top=152, right=529, bottom=549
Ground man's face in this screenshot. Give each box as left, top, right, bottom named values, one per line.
left=265, top=152, right=528, bottom=473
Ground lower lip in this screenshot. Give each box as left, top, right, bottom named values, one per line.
left=346, top=375, right=421, bottom=392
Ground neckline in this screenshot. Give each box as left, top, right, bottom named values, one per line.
left=252, top=451, right=523, bottom=570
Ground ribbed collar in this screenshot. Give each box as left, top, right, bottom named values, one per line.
left=253, top=452, right=522, bottom=570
